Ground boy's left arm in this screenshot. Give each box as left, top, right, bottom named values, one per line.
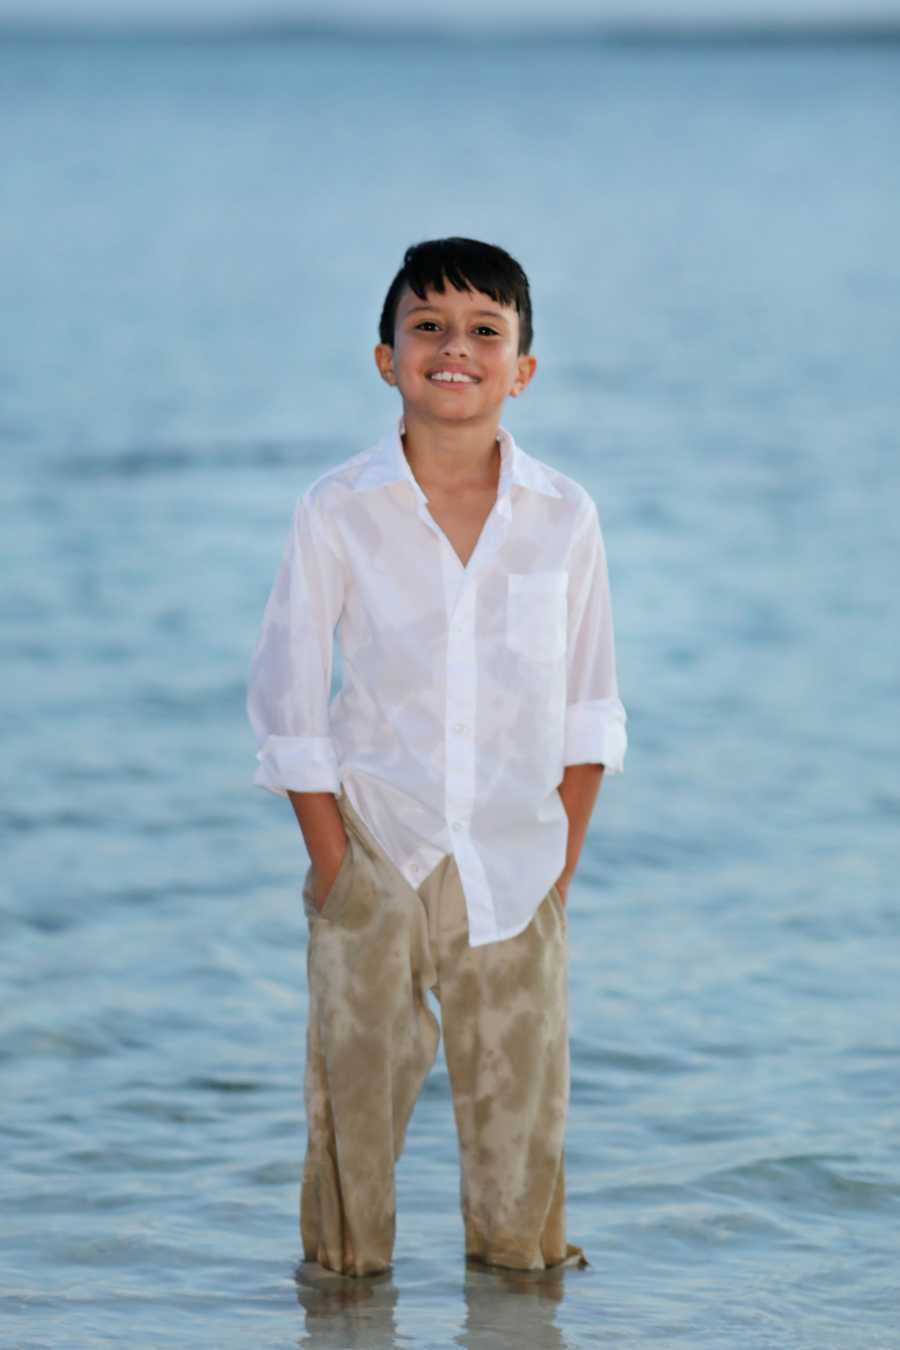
left=556, top=763, right=605, bottom=902
left=555, top=498, right=627, bottom=904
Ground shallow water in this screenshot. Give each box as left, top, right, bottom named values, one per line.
left=3, top=27, right=900, bottom=1348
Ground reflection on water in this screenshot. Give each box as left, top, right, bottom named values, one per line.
left=293, top=1257, right=583, bottom=1349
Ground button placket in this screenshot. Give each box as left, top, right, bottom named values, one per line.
left=445, top=576, right=477, bottom=844
left=443, top=502, right=509, bottom=848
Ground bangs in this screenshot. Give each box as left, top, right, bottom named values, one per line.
left=404, top=257, right=519, bottom=314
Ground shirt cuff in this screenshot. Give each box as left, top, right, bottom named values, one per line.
left=563, top=698, right=627, bottom=774
left=252, top=734, right=341, bottom=797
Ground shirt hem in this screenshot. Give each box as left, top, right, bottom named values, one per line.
left=468, top=906, right=541, bottom=949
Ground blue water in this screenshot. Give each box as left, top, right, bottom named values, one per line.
left=3, top=28, right=900, bottom=1349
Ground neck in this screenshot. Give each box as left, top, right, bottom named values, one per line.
left=401, top=412, right=502, bottom=491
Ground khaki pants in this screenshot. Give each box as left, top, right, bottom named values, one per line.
left=299, top=786, right=588, bottom=1277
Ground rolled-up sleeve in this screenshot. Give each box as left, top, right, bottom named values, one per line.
left=246, top=490, right=344, bottom=797
left=564, top=500, right=627, bottom=773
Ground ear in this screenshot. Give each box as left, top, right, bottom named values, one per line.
left=508, top=353, right=537, bottom=398
left=374, top=343, right=397, bottom=385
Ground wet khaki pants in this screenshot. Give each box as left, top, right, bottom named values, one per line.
left=299, top=787, right=587, bottom=1277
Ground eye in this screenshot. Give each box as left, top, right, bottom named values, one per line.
left=474, top=326, right=499, bottom=336
left=414, top=321, right=440, bottom=331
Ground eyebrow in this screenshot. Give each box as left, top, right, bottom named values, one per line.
left=402, top=303, right=510, bottom=323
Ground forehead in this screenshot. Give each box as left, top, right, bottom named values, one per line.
left=396, top=282, right=516, bottom=321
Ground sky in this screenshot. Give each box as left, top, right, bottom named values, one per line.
left=4, top=0, right=900, bottom=29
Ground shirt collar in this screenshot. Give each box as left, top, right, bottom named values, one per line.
left=351, top=415, right=562, bottom=514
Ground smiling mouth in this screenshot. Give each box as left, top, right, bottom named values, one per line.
left=428, top=370, right=480, bottom=385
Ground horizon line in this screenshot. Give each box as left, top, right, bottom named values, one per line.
left=3, top=14, right=900, bottom=44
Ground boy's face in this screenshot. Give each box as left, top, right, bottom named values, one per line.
left=374, top=283, right=536, bottom=429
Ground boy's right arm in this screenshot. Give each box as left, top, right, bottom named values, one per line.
left=246, top=491, right=348, bottom=911
left=288, top=790, right=349, bottom=910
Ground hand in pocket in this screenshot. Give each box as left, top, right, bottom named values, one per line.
left=313, top=836, right=350, bottom=913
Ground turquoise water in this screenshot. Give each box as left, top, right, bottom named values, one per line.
left=2, top=29, right=900, bottom=1348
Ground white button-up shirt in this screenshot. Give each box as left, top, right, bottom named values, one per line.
left=246, top=416, right=627, bottom=947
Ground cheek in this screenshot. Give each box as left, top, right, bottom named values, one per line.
left=398, top=336, right=435, bottom=368
left=485, top=357, right=518, bottom=385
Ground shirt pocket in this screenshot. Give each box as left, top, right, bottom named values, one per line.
left=506, top=571, right=568, bottom=661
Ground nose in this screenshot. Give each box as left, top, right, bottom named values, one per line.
left=440, top=323, right=470, bottom=357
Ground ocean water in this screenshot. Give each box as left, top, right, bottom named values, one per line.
left=2, top=27, right=900, bottom=1349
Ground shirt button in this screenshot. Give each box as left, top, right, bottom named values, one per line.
left=452, top=722, right=465, bottom=733
left=451, top=820, right=463, bottom=832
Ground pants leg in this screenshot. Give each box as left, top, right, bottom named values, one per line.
left=417, top=854, right=587, bottom=1272
left=299, top=791, right=440, bottom=1277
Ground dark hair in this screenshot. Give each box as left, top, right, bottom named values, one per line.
left=378, top=237, right=533, bottom=355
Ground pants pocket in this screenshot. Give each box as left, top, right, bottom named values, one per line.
left=548, top=881, right=568, bottom=929
left=303, top=831, right=359, bottom=923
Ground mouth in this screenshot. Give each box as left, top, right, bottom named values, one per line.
left=427, top=369, right=480, bottom=386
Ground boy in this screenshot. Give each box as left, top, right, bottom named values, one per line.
left=246, top=237, right=627, bottom=1278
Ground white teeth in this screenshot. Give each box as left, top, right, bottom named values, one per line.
left=430, top=371, right=477, bottom=383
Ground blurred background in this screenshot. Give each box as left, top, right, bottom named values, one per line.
left=2, top=2, right=899, bottom=1346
